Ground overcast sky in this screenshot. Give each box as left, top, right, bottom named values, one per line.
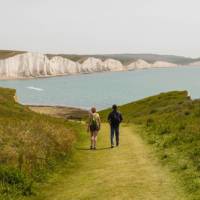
left=0, top=0, right=200, bottom=57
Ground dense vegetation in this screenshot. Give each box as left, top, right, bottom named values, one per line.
left=0, top=88, right=81, bottom=199
left=100, top=91, right=200, bottom=199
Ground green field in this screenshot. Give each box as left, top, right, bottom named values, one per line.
left=0, top=88, right=84, bottom=199
left=100, top=91, right=200, bottom=199
left=0, top=88, right=200, bottom=200
left=30, top=123, right=186, bottom=200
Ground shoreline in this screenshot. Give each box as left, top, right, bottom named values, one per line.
left=13, top=91, right=89, bottom=120
left=0, top=65, right=186, bottom=81
left=29, top=104, right=89, bottom=120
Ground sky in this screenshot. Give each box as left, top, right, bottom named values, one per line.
left=0, top=0, right=200, bottom=57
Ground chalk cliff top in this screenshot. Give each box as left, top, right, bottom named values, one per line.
left=0, top=51, right=199, bottom=80
left=1, top=50, right=200, bottom=65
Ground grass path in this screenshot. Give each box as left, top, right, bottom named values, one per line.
left=33, top=123, right=186, bottom=200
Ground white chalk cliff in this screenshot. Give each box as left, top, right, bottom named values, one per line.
left=0, top=52, right=180, bottom=79
left=189, top=61, right=200, bottom=67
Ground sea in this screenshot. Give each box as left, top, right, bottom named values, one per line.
left=0, top=66, right=200, bottom=110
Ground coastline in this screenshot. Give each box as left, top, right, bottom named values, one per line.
left=13, top=91, right=88, bottom=120
left=29, top=105, right=88, bottom=120
left=0, top=70, right=125, bottom=81
left=0, top=65, right=185, bottom=81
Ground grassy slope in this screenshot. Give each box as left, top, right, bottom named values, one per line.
left=29, top=123, right=186, bottom=200
left=0, top=50, right=26, bottom=59
left=0, top=88, right=83, bottom=199
left=100, top=91, right=200, bottom=199
left=1, top=86, right=199, bottom=199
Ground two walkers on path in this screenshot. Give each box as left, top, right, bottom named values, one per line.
left=87, top=104, right=123, bottom=149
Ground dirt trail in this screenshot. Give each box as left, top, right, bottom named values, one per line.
left=33, top=123, right=186, bottom=200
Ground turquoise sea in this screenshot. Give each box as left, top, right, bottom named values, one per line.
left=0, top=66, right=200, bottom=109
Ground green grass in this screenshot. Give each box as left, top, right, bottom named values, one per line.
left=0, top=50, right=25, bottom=59
left=0, top=87, right=83, bottom=199
left=100, top=91, right=200, bottom=199
left=1, top=87, right=199, bottom=199
left=28, top=123, right=186, bottom=200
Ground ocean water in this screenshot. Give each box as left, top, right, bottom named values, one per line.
left=0, top=66, right=200, bottom=110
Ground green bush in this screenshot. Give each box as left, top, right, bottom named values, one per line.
left=0, top=87, right=80, bottom=198
left=0, top=166, right=33, bottom=195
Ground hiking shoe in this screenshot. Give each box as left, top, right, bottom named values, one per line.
left=111, top=145, right=114, bottom=148
left=90, top=146, right=93, bottom=150
left=93, top=146, right=96, bottom=150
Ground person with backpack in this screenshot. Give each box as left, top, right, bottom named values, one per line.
left=108, top=104, right=123, bottom=148
left=87, top=107, right=101, bottom=150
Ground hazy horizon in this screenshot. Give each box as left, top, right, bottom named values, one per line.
left=0, top=0, right=200, bottom=57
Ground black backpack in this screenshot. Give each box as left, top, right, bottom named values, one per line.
left=111, top=112, right=121, bottom=125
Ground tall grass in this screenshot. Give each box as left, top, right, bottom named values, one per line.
left=100, top=91, right=200, bottom=199
left=0, top=88, right=80, bottom=198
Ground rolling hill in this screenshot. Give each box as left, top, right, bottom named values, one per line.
left=100, top=91, right=200, bottom=199
left=0, top=87, right=84, bottom=199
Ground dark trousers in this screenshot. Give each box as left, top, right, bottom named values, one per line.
left=110, top=126, right=119, bottom=146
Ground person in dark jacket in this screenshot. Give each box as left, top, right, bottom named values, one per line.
left=107, top=104, right=123, bottom=148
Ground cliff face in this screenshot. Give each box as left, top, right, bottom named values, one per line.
left=189, top=61, right=200, bottom=67
left=0, top=53, right=50, bottom=78
left=0, top=52, right=179, bottom=79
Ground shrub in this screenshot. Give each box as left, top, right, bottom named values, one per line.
left=0, top=88, right=79, bottom=197
left=0, top=166, right=33, bottom=195
left=146, top=118, right=154, bottom=127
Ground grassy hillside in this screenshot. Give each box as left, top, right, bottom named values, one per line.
left=0, top=50, right=26, bottom=59
left=0, top=88, right=83, bottom=199
left=100, top=91, right=200, bottom=199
